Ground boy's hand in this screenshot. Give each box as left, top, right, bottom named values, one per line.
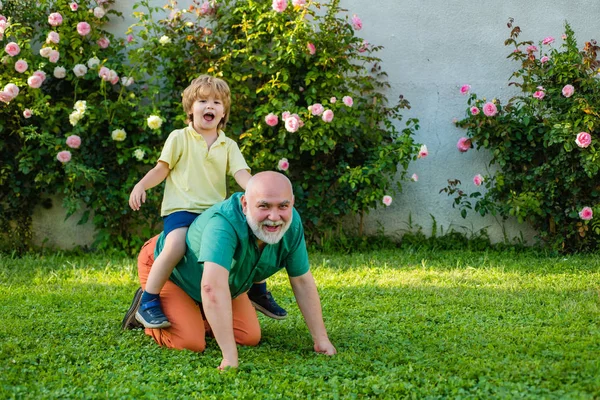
left=129, top=184, right=147, bottom=211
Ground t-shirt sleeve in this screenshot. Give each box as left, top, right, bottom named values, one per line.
left=284, top=215, right=310, bottom=277
left=197, top=215, right=238, bottom=270
left=158, top=131, right=183, bottom=170
left=226, top=140, right=250, bottom=177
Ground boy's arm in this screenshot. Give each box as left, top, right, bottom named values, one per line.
left=129, top=161, right=170, bottom=211
left=233, top=169, right=252, bottom=190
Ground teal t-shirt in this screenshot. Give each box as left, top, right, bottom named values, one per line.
left=155, top=192, right=310, bottom=302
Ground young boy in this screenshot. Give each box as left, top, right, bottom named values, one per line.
left=128, top=75, right=287, bottom=329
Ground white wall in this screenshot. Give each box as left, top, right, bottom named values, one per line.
left=34, top=1, right=600, bottom=248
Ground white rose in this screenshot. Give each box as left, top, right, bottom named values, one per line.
left=74, top=100, right=87, bottom=113
left=121, top=76, right=134, bottom=87
left=111, top=129, right=127, bottom=142
left=69, top=110, right=83, bottom=126
left=147, top=115, right=162, bottom=130
left=73, top=64, right=88, bottom=77
left=159, top=35, right=171, bottom=45
left=93, top=6, right=105, bottom=18
left=87, top=57, right=100, bottom=69
left=39, top=47, right=52, bottom=58
left=53, top=66, right=66, bottom=79
left=133, top=149, right=145, bottom=161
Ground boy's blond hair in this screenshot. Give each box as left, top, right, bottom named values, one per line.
left=182, top=75, right=231, bottom=130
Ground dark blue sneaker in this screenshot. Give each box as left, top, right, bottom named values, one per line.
left=121, top=287, right=143, bottom=330
left=135, top=297, right=171, bottom=329
left=249, top=291, right=288, bottom=320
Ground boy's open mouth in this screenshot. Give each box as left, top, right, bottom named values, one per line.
left=203, top=112, right=215, bottom=121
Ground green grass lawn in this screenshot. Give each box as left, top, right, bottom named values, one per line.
left=1, top=248, right=599, bottom=399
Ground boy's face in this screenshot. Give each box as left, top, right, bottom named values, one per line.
left=191, top=93, right=225, bottom=133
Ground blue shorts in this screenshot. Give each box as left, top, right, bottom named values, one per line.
left=163, top=211, right=200, bottom=236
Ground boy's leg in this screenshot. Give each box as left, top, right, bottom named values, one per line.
left=136, top=227, right=188, bottom=329
left=137, top=235, right=207, bottom=351
left=248, top=280, right=288, bottom=320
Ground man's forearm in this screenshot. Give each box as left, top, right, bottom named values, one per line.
left=290, top=272, right=329, bottom=342
left=201, top=271, right=238, bottom=365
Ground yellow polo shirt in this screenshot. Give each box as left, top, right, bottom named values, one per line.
left=158, top=125, right=250, bottom=216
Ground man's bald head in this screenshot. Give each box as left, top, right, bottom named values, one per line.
left=245, top=171, right=293, bottom=198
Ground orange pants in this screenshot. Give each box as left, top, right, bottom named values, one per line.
left=137, top=236, right=261, bottom=352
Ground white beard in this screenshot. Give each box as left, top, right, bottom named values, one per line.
left=246, top=212, right=293, bottom=245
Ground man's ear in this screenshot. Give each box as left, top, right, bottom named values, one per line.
left=241, top=195, right=248, bottom=215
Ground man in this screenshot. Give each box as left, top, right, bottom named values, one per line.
left=122, top=171, right=336, bottom=369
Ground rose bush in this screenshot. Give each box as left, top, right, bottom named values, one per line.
left=0, top=0, right=163, bottom=253
left=2, top=0, right=420, bottom=253
left=443, top=21, right=600, bottom=251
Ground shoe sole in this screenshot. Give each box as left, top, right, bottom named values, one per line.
left=121, top=288, right=143, bottom=330
left=251, top=300, right=288, bottom=320
left=135, top=311, right=172, bottom=329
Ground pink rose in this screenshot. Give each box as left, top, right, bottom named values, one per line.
left=357, top=40, right=369, bottom=53
left=473, top=174, right=484, bottom=186
left=48, top=50, right=60, bottom=63
left=540, top=56, right=549, bottom=64
left=5, top=42, right=20, bottom=57
left=56, top=150, right=72, bottom=163
left=322, top=109, right=334, bottom=122
left=483, top=102, right=498, bottom=117
left=533, top=90, right=545, bottom=100
left=457, top=137, right=472, bottom=152
left=575, top=132, right=592, bottom=148
left=272, top=0, right=287, bottom=12
left=66, top=135, right=82, bottom=149
left=542, top=36, right=555, bottom=45
left=411, top=173, right=418, bottom=182
left=27, top=75, right=43, bottom=89
left=292, top=0, right=306, bottom=6
left=307, top=42, right=316, bottom=55
left=342, top=96, right=353, bottom=107
left=4, top=83, right=19, bottom=99
left=330, top=97, right=337, bottom=103
left=382, top=195, right=392, bottom=207
left=69, top=2, right=79, bottom=11
left=108, top=69, right=119, bottom=85
left=48, top=12, right=63, bottom=26
left=127, top=34, right=134, bottom=43
left=562, top=84, right=574, bottom=98
left=282, top=111, right=291, bottom=121
left=0, top=16, right=6, bottom=23
left=285, top=116, right=299, bottom=132
left=0, top=91, right=12, bottom=103
left=199, top=1, right=213, bottom=15
left=77, top=21, right=91, bottom=36
left=291, top=113, right=303, bottom=127
left=46, top=31, right=60, bottom=44
left=265, top=113, right=279, bottom=127
left=277, top=158, right=289, bottom=171
left=561, top=34, right=567, bottom=40
left=418, top=144, right=428, bottom=158
left=351, top=14, right=362, bottom=30
left=23, top=109, right=32, bottom=118
left=470, top=106, right=480, bottom=115
left=579, top=206, right=593, bottom=221
left=526, top=45, right=538, bottom=53
left=34, top=70, right=47, bottom=81
left=98, top=66, right=110, bottom=81
left=460, top=84, right=471, bottom=95
left=311, top=103, right=324, bottom=116
left=14, top=59, right=28, bottom=73
left=97, top=37, right=110, bottom=49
